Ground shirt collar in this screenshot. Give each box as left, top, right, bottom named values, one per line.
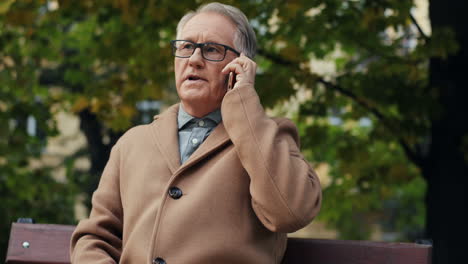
left=177, top=104, right=222, bottom=130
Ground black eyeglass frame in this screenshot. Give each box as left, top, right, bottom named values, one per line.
left=170, top=40, right=241, bottom=62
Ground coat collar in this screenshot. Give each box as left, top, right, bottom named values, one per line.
left=151, top=103, right=231, bottom=175
left=177, top=104, right=222, bottom=130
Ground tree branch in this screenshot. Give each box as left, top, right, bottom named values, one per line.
left=257, top=48, right=424, bottom=167
left=410, top=13, right=429, bottom=41
left=316, top=78, right=386, bottom=124
left=317, top=77, right=423, bottom=167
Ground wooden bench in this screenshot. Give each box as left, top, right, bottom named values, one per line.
left=5, top=221, right=432, bottom=264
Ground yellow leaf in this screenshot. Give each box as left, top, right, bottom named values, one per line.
left=0, top=0, right=16, bottom=15
left=90, top=97, right=101, bottom=113
left=71, top=96, right=89, bottom=113
left=120, top=105, right=135, bottom=118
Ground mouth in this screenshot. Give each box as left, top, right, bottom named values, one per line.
left=185, top=74, right=207, bottom=82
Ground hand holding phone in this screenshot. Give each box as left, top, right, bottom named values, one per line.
left=222, top=53, right=256, bottom=91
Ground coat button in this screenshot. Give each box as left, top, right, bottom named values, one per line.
left=168, top=187, right=183, bottom=199
left=153, top=257, right=166, bottom=264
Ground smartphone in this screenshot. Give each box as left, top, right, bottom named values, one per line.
left=227, top=72, right=236, bottom=90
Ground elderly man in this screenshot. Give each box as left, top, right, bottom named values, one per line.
left=71, top=2, right=321, bottom=264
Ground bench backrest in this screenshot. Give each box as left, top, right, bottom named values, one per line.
left=6, top=223, right=432, bottom=264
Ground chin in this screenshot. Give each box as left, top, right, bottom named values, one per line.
left=179, top=91, right=208, bottom=104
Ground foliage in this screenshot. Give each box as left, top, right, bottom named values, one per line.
left=1, top=0, right=459, bottom=259
left=256, top=0, right=443, bottom=240
left=297, top=117, right=426, bottom=239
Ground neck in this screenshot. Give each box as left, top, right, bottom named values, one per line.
left=180, top=101, right=219, bottom=118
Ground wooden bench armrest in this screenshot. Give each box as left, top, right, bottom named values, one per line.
left=6, top=223, right=75, bottom=264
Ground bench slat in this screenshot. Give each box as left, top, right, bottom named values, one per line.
left=6, top=223, right=432, bottom=264
left=282, top=238, right=432, bottom=264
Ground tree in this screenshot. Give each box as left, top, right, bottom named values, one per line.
left=425, top=1, right=467, bottom=263
left=258, top=1, right=466, bottom=263
left=1, top=1, right=465, bottom=263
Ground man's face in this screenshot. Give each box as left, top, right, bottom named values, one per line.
left=174, top=12, right=238, bottom=116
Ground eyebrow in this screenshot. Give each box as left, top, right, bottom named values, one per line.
left=178, top=33, right=230, bottom=46
left=179, top=39, right=235, bottom=49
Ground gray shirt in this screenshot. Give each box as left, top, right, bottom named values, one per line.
left=177, top=105, right=222, bottom=164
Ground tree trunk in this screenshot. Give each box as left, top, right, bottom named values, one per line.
left=426, top=1, right=468, bottom=263
left=78, top=108, right=122, bottom=208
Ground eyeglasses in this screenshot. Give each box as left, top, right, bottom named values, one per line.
left=171, top=40, right=240, bottom=62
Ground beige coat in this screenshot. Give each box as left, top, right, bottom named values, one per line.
left=71, top=83, right=322, bottom=264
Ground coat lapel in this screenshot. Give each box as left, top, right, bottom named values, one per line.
left=151, top=104, right=181, bottom=174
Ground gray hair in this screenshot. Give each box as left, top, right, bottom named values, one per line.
left=176, top=2, right=257, bottom=59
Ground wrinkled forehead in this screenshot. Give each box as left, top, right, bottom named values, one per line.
left=179, top=12, right=236, bottom=45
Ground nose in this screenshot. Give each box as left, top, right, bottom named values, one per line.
left=188, top=47, right=204, bottom=68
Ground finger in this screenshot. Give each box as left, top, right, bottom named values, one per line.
left=239, top=53, right=255, bottom=64
left=236, top=55, right=256, bottom=71
left=222, top=61, right=243, bottom=74
left=221, top=58, right=237, bottom=73
left=221, top=63, right=234, bottom=74
left=230, top=64, right=245, bottom=76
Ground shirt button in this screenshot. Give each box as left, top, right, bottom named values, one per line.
left=198, top=120, right=205, bottom=127
left=153, top=257, right=166, bottom=264
left=191, top=138, right=199, bottom=145
left=168, top=187, right=183, bottom=199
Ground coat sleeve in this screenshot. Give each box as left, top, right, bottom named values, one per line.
left=221, top=83, right=322, bottom=233
left=70, top=143, right=123, bottom=263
